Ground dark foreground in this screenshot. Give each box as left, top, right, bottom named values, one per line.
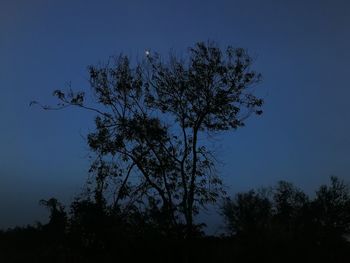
left=1, top=229, right=349, bottom=263
left=2, top=177, right=350, bottom=262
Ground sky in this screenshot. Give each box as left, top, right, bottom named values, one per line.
left=1, top=0, right=350, bottom=232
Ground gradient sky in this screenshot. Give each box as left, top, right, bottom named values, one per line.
left=1, top=0, right=349, bottom=232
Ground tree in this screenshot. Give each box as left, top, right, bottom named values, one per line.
left=39, top=198, right=67, bottom=241
left=222, top=190, right=272, bottom=237
left=38, top=41, right=263, bottom=237
left=311, top=176, right=350, bottom=243
left=221, top=182, right=309, bottom=239
left=272, top=181, right=309, bottom=230
left=222, top=177, right=350, bottom=248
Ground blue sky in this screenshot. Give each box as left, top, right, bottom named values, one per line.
left=1, top=0, right=349, bottom=231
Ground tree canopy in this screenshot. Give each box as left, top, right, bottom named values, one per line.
left=222, top=177, right=350, bottom=246
left=36, top=41, right=263, bottom=237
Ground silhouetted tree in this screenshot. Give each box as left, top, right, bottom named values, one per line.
left=222, top=177, right=350, bottom=256
left=36, top=41, right=263, bottom=237
left=311, top=176, right=350, bottom=245
left=222, top=190, right=272, bottom=238
left=39, top=198, right=67, bottom=236
left=271, top=181, right=309, bottom=241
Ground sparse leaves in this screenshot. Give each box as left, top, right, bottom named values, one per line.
left=47, top=41, right=263, bottom=236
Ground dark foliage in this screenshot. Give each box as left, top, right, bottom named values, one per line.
left=21, top=42, right=349, bottom=261
left=222, top=176, right=350, bottom=262
left=33, top=41, right=263, bottom=237
left=1, top=177, right=349, bottom=262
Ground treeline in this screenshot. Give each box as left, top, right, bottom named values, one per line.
left=221, top=176, right=350, bottom=262
left=0, top=176, right=349, bottom=262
